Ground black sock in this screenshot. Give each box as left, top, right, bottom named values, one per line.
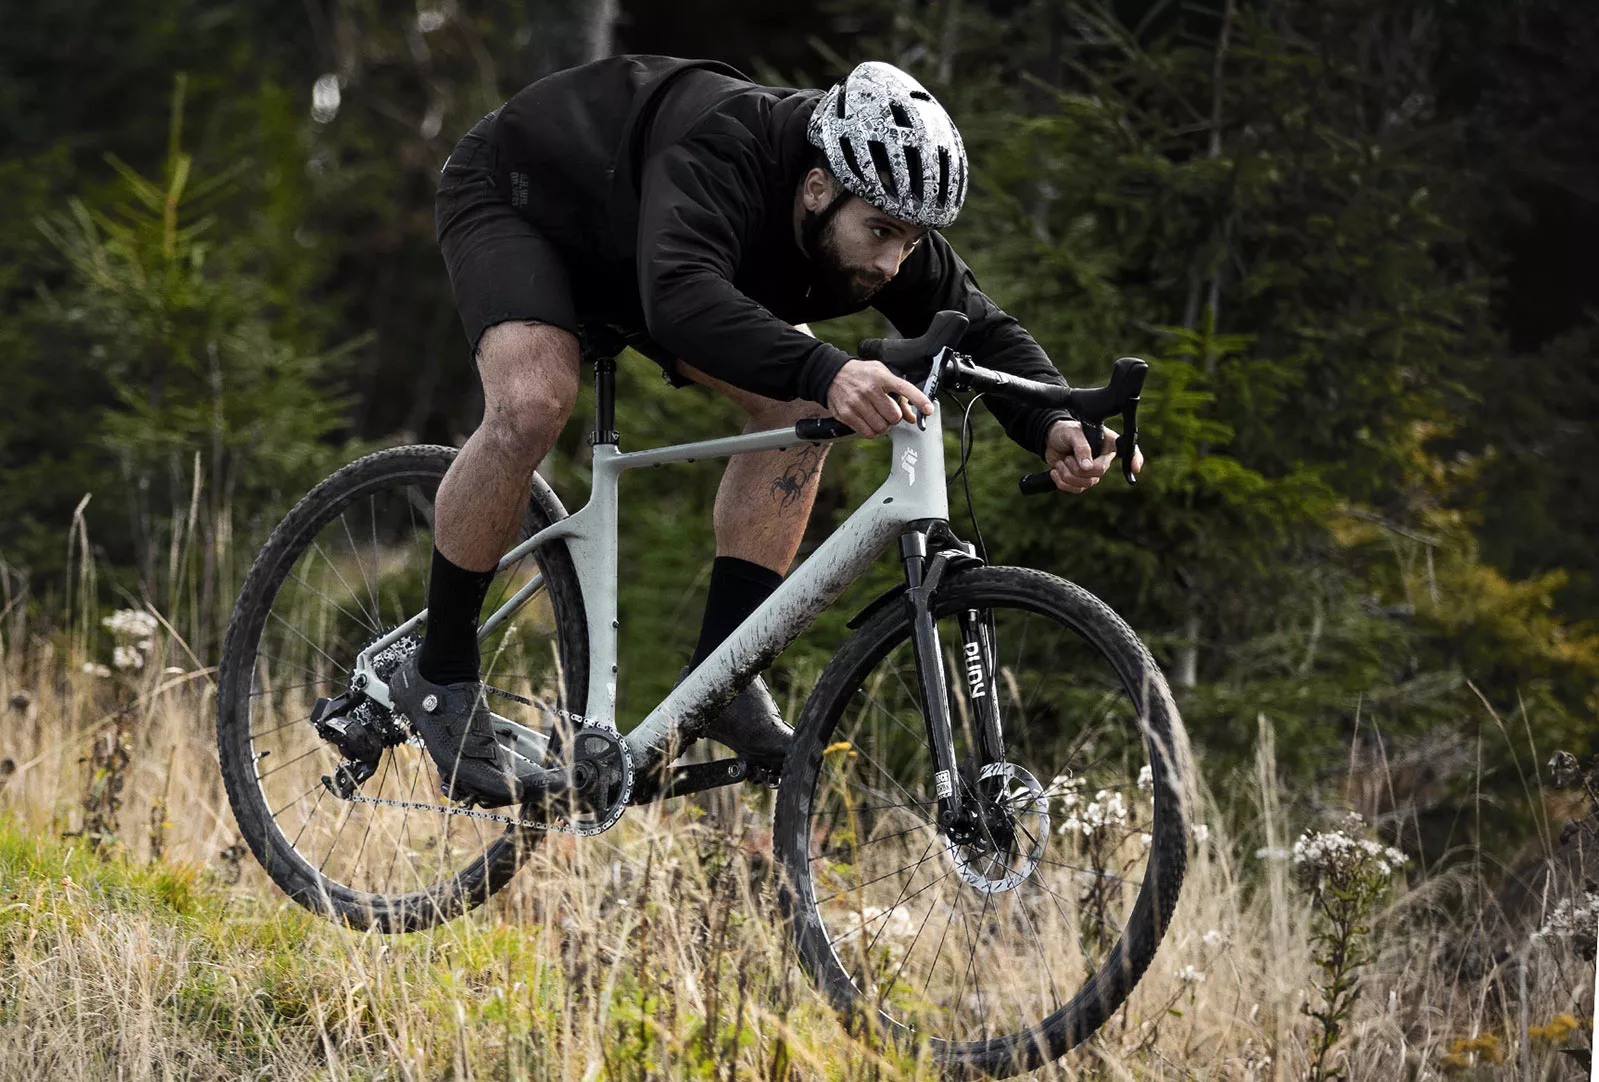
left=417, top=547, right=496, bottom=685
left=688, top=556, right=784, bottom=671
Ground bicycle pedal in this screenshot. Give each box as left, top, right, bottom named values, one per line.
left=745, top=761, right=782, bottom=789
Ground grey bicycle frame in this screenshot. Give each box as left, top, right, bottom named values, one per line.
left=353, top=394, right=951, bottom=770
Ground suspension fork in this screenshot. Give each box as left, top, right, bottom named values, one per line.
left=957, top=607, right=1005, bottom=763
left=899, top=527, right=1001, bottom=830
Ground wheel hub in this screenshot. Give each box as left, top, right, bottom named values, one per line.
left=943, top=762, right=1050, bottom=894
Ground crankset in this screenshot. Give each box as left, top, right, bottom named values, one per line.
left=320, top=722, right=634, bottom=837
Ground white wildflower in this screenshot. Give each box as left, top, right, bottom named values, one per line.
left=1176, top=964, right=1206, bottom=985
left=1292, top=819, right=1407, bottom=878
left=1191, top=823, right=1209, bottom=845
left=102, top=609, right=158, bottom=640
left=1201, top=928, right=1229, bottom=950
left=1137, top=832, right=1152, bottom=849
left=81, top=662, right=112, bottom=678
left=1532, top=888, right=1599, bottom=952
left=1057, top=787, right=1129, bottom=837
left=102, top=608, right=160, bottom=672
left=1045, top=773, right=1084, bottom=811
left=1137, top=764, right=1154, bottom=792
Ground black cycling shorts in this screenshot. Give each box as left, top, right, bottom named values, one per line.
left=434, top=112, right=691, bottom=388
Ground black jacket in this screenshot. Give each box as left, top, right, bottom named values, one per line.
left=490, top=55, right=1071, bottom=456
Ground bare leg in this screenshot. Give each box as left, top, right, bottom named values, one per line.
left=713, top=425, right=827, bottom=572
left=675, top=362, right=832, bottom=574
left=435, top=321, right=582, bottom=571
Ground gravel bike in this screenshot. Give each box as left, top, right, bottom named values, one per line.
left=216, top=310, right=1193, bottom=1077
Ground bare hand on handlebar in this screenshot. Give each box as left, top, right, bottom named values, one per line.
left=1043, top=419, right=1144, bottom=494
left=825, top=359, right=935, bottom=438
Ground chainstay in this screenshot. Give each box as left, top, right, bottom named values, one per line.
left=331, top=790, right=588, bottom=835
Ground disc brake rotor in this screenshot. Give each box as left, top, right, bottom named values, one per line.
left=944, top=762, right=1050, bottom=894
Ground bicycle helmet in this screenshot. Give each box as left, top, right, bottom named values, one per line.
left=806, top=61, right=968, bottom=230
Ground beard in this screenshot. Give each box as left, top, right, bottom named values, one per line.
left=811, top=213, right=890, bottom=306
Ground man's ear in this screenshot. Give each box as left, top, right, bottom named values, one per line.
left=802, top=168, right=835, bottom=212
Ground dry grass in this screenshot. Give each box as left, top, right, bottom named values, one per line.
left=0, top=617, right=1592, bottom=1082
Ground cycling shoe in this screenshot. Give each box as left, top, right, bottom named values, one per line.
left=389, top=658, right=533, bottom=807
left=678, top=666, right=793, bottom=776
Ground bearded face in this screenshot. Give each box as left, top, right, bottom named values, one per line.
left=801, top=176, right=927, bottom=306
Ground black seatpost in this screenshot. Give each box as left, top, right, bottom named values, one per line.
left=580, top=325, right=625, bottom=447
left=591, top=356, right=619, bottom=446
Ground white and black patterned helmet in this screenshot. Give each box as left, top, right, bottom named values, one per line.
left=806, top=61, right=968, bottom=230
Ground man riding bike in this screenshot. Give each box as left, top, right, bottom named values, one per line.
left=400, top=55, right=1140, bottom=808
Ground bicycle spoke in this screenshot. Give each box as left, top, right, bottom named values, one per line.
left=287, top=568, right=376, bottom=636
left=920, top=881, right=964, bottom=999
left=820, top=833, right=951, bottom=913
left=876, top=868, right=956, bottom=1012
left=855, top=834, right=945, bottom=962
left=811, top=819, right=936, bottom=866
left=249, top=679, right=332, bottom=704
left=257, top=742, right=332, bottom=781
left=318, top=801, right=356, bottom=874
left=255, top=650, right=338, bottom=685
left=337, top=512, right=380, bottom=632
left=312, top=539, right=378, bottom=633
left=369, top=494, right=383, bottom=628
left=347, top=753, right=393, bottom=882
left=272, top=777, right=328, bottom=821
left=288, top=785, right=328, bottom=852
left=268, top=610, right=349, bottom=676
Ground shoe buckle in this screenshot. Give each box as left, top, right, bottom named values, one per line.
left=422, top=693, right=440, bottom=713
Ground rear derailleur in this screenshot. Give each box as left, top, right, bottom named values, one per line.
left=312, top=691, right=404, bottom=798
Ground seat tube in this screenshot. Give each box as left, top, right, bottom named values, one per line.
left=900, top=528, right=965, bottom=823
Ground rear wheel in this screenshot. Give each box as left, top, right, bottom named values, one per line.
left=776, top=566, right=1190, bottom=1077
left=217, top=445, right=589, bottom=931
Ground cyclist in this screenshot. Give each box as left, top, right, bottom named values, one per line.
left=396, top=56, right=1140, bottom=806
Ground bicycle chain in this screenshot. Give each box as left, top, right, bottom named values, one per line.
left=327, top=724, right=632, bottom=838
left=330, top=789, right=586, bottom=833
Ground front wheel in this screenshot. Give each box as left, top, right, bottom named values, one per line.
left=776, top=566, right=1192, bottom=1078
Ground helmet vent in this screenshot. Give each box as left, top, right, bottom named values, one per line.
left=905, top=146, right=924, bottom=202
left=937, top=147, right=951, bottom=206
left=909, top=90, right=933, bottom=101
left=889, top=100, right=914, bottom=128
left=840, top=138, right=868, bottom=183
left=835, top=78, right=850, bottom=118
left=867, top=140, right=897, bottom=196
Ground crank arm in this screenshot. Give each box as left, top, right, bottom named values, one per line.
left=630, top=757, right=749, bottom=804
